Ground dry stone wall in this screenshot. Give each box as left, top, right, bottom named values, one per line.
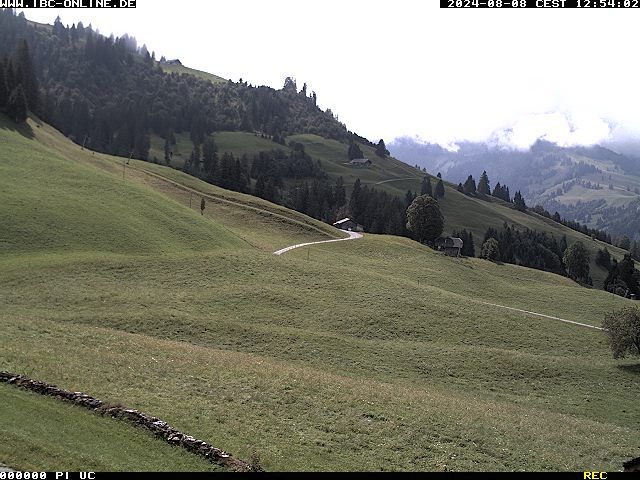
left=0, top=371, right=254, bottom=472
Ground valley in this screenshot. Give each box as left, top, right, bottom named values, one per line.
left=1, top=7, right=640, bottom=472
left=1, top=117, right=639, bottom=471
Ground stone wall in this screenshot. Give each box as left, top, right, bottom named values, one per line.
left=0, top=371, right=254, bottom=472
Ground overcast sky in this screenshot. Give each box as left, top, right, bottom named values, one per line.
left=18, top=1, right=640, bottom=149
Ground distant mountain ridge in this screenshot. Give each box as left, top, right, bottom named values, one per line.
left=389, top=136, right=640, bottom=240
left=0, top=9, right=371, bottom=162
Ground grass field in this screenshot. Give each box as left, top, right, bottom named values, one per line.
left=159, top=62, right=227, bottom=84
left=0, top=384, right=222, bottom=472
left=146, top=130, right=626, bottom=287
left=2, top=116, right=639, bottom=471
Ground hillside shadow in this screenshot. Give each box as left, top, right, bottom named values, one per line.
left=618, top=364, right=640, bottom=376
left=0, top=114, right=35, bottom=139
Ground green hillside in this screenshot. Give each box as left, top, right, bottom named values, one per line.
left=2, top=116, right=640, bottom=471
left=389, top=137, right=640, bottom=240
left=0, top=117, right=244, bottom=258
left=148, top=130, right=626, bottom=288
left=159, top=62, right=227, bottom=84
left=0, top=384, right=222, bottom=472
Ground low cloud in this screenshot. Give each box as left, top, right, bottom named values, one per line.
left=488, top=112, right=613, bottom=151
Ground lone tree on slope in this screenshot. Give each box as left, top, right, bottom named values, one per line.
left=375, top=139, right=390, bottom=157
left=481, top=238, right=500, bottom=262
left=406, top=194, right=444, bottom=245
left=200, top=197, right=206, bottom=215
left=563, top=241, right=590, bottom=284
left=602, top=306, right=640, bottom=359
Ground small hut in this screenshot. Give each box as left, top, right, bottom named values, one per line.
left=348, top=158, right=371, bottom=167
left=333, top=218, right=358, bottom=231
left=435, top=236, right=463, bottom=257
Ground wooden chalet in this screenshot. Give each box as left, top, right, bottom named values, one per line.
left=435, top=236, right=463, bottom=257
left=333, top=218, right=359, bottom=231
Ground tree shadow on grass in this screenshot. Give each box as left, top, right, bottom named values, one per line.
left=0, top=113, right=35, bottom=140
left=618, top=363, right=640, bottom=375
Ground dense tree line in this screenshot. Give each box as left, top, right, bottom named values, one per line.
left=457, top=169, right=617, bottom=248
left=177, top=134, right=409, bottom=235
left=530, top=204, right=613, bottom=245
left=419, top=175, right=444, bottom=199
left=0, top=9, right=369, bottom=160
left=458, top=171, right=515, bottom=205
left=547, top=197, right=640, bottom=245
left=597, top=247, right=640, bottom=298
left=483, top=224, right=568, bottom=277
left=0, top=38, right=38, bottom=123
left=349, top=179, right=408, bottom=236
left=492, top=182, right=511, bottom=203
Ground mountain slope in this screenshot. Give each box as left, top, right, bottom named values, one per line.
left=0, top=384, right=222, bottom=471
left=389, top=137, right=640, bottom=240
left=146, top=130, right=626, bottom=288
left=0, top=116, right=246, bottom=257
left=2, top=9, right=631, bottom=291
left=2, top=116, right=640, bottom=471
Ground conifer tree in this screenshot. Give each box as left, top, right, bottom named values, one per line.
left=7, top=84, right=27, bottom=123
left=13, top=40, right=39, bottom=113
left=348, top=142, right=364, bottom=160
left=463, top=175, right=477, bottom=195
left=560, top=235, right=568, bottom=254
left=466, top=231, right=475, bottom=257
left=477, top=170, right=491, bottom=195
left=334, top=176, right=346, bottom=207
left=513, top=191, right=526, bottom=212
left=163, top=137, right=172, bottom=166
left=595, top=247, right=612, bottom=269
left=349, top=178, right=363, bottom=220
left=375, top=139, right=389, bottom=157
left=202, top=136, right=218, bottom=175
left=404, top=190, right=416, bottom=209
left=191, top=144, right=201, bottom=173
left=435, top=178, right=445, bottom=198
left=0, top=59, right=8, bottom=111
left=421, top=176, right=433, bottom=197
left=4, top=58, right=15, bottom=94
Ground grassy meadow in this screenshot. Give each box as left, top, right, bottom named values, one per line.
left=0, top=384, right=221, bottom=472
left=1, top=116, right=639, bottom=471
left=150, top=129, right=626, bottom=287
left=159, top=62, right=227, bottom=84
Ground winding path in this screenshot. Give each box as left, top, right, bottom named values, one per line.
left=374, top=177, right=419, bottom=185
left=272, top=231, right=603, bottom=332
left=273, top=230, right=363, bottom=256
left=480, top=302, right=604, bottom=331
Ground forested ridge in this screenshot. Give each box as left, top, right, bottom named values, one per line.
left=4, top=8, right=639, bottom=295
left=0, top=9, right=368, bottom=160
